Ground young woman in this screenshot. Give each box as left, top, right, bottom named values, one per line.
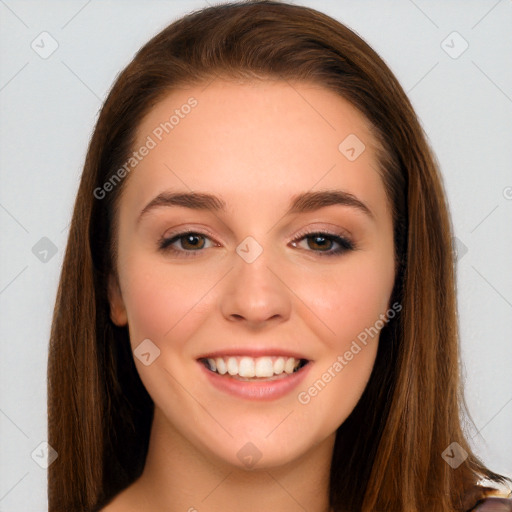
left=47, top=1, right=512, bottom=511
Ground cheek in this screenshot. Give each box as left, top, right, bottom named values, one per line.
left=119, top=254, right=202, bottom=347
left=297, top=251, right=394, bottom=423
left=293, top=260, right=392, bottom=429
left=293, top=254, right=395, bottom=350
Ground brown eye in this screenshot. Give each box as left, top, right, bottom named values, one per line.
left=159, top=231, right=214, bottom=255
left=179, top=233, right=206, bottom=250
left=291, top=231, right=355, bottom=257
left=306, top=234, right=334, bottom=251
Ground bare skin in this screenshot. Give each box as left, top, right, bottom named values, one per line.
left=102, top=79, right=396, bottom=512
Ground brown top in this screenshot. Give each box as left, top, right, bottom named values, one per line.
left=470, top=497, right=512, bottom=511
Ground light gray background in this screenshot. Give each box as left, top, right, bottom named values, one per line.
left=1, top=0, right=511, bottom=509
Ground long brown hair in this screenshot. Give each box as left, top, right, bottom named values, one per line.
left=47, top=1, right=511, bottom=510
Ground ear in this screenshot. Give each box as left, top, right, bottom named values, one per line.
left=108, top=274, right=128, bottom=326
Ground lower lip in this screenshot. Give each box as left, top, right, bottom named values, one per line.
left=198, top=361, right=312, bottom=401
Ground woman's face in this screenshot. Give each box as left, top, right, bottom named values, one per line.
left=108, top=79, right=396, bottom=469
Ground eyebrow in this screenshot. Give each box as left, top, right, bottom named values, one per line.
left=138, top=189, right=374, bottom=222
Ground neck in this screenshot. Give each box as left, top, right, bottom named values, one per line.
left=131, top=406, right=334, bottom=512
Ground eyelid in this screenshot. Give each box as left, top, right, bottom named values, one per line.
left=160, top=225, right=220, bottom=243
left=160, top=224, right=352, bottom=245
left=158, top=223, right=355, bottom=256
left=288, top=224, right=353, bottom=243
left=289, top=227, right=355, bottom=255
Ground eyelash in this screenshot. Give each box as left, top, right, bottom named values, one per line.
left=157, top=228, right=355, bottom=258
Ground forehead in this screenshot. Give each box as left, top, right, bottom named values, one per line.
left=123, top=79, right=387, bottom=220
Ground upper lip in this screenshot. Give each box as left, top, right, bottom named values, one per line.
left=196, top=348, right=310, bottom=361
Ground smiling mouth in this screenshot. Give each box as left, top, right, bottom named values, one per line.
left=198, top=356, right=310, bottom=381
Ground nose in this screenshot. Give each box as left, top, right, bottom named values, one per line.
left=219, top=248, right=292, bottom=329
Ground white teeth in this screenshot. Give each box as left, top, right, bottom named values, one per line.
left=273, top=357, right=285, bottom=374
left=205, top=355, right=304, bottom=378
left=215, top=357, right=227, bottom=375
left=239, top=357, right=255, bottom=377
left=284, top=357, right=296, bottom=374
left=227, top=357, right=238, bottom=376
left=255, top=357, right=274, bottom=377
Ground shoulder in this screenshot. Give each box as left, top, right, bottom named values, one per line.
left=470, top=496, right=512, bottom=511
